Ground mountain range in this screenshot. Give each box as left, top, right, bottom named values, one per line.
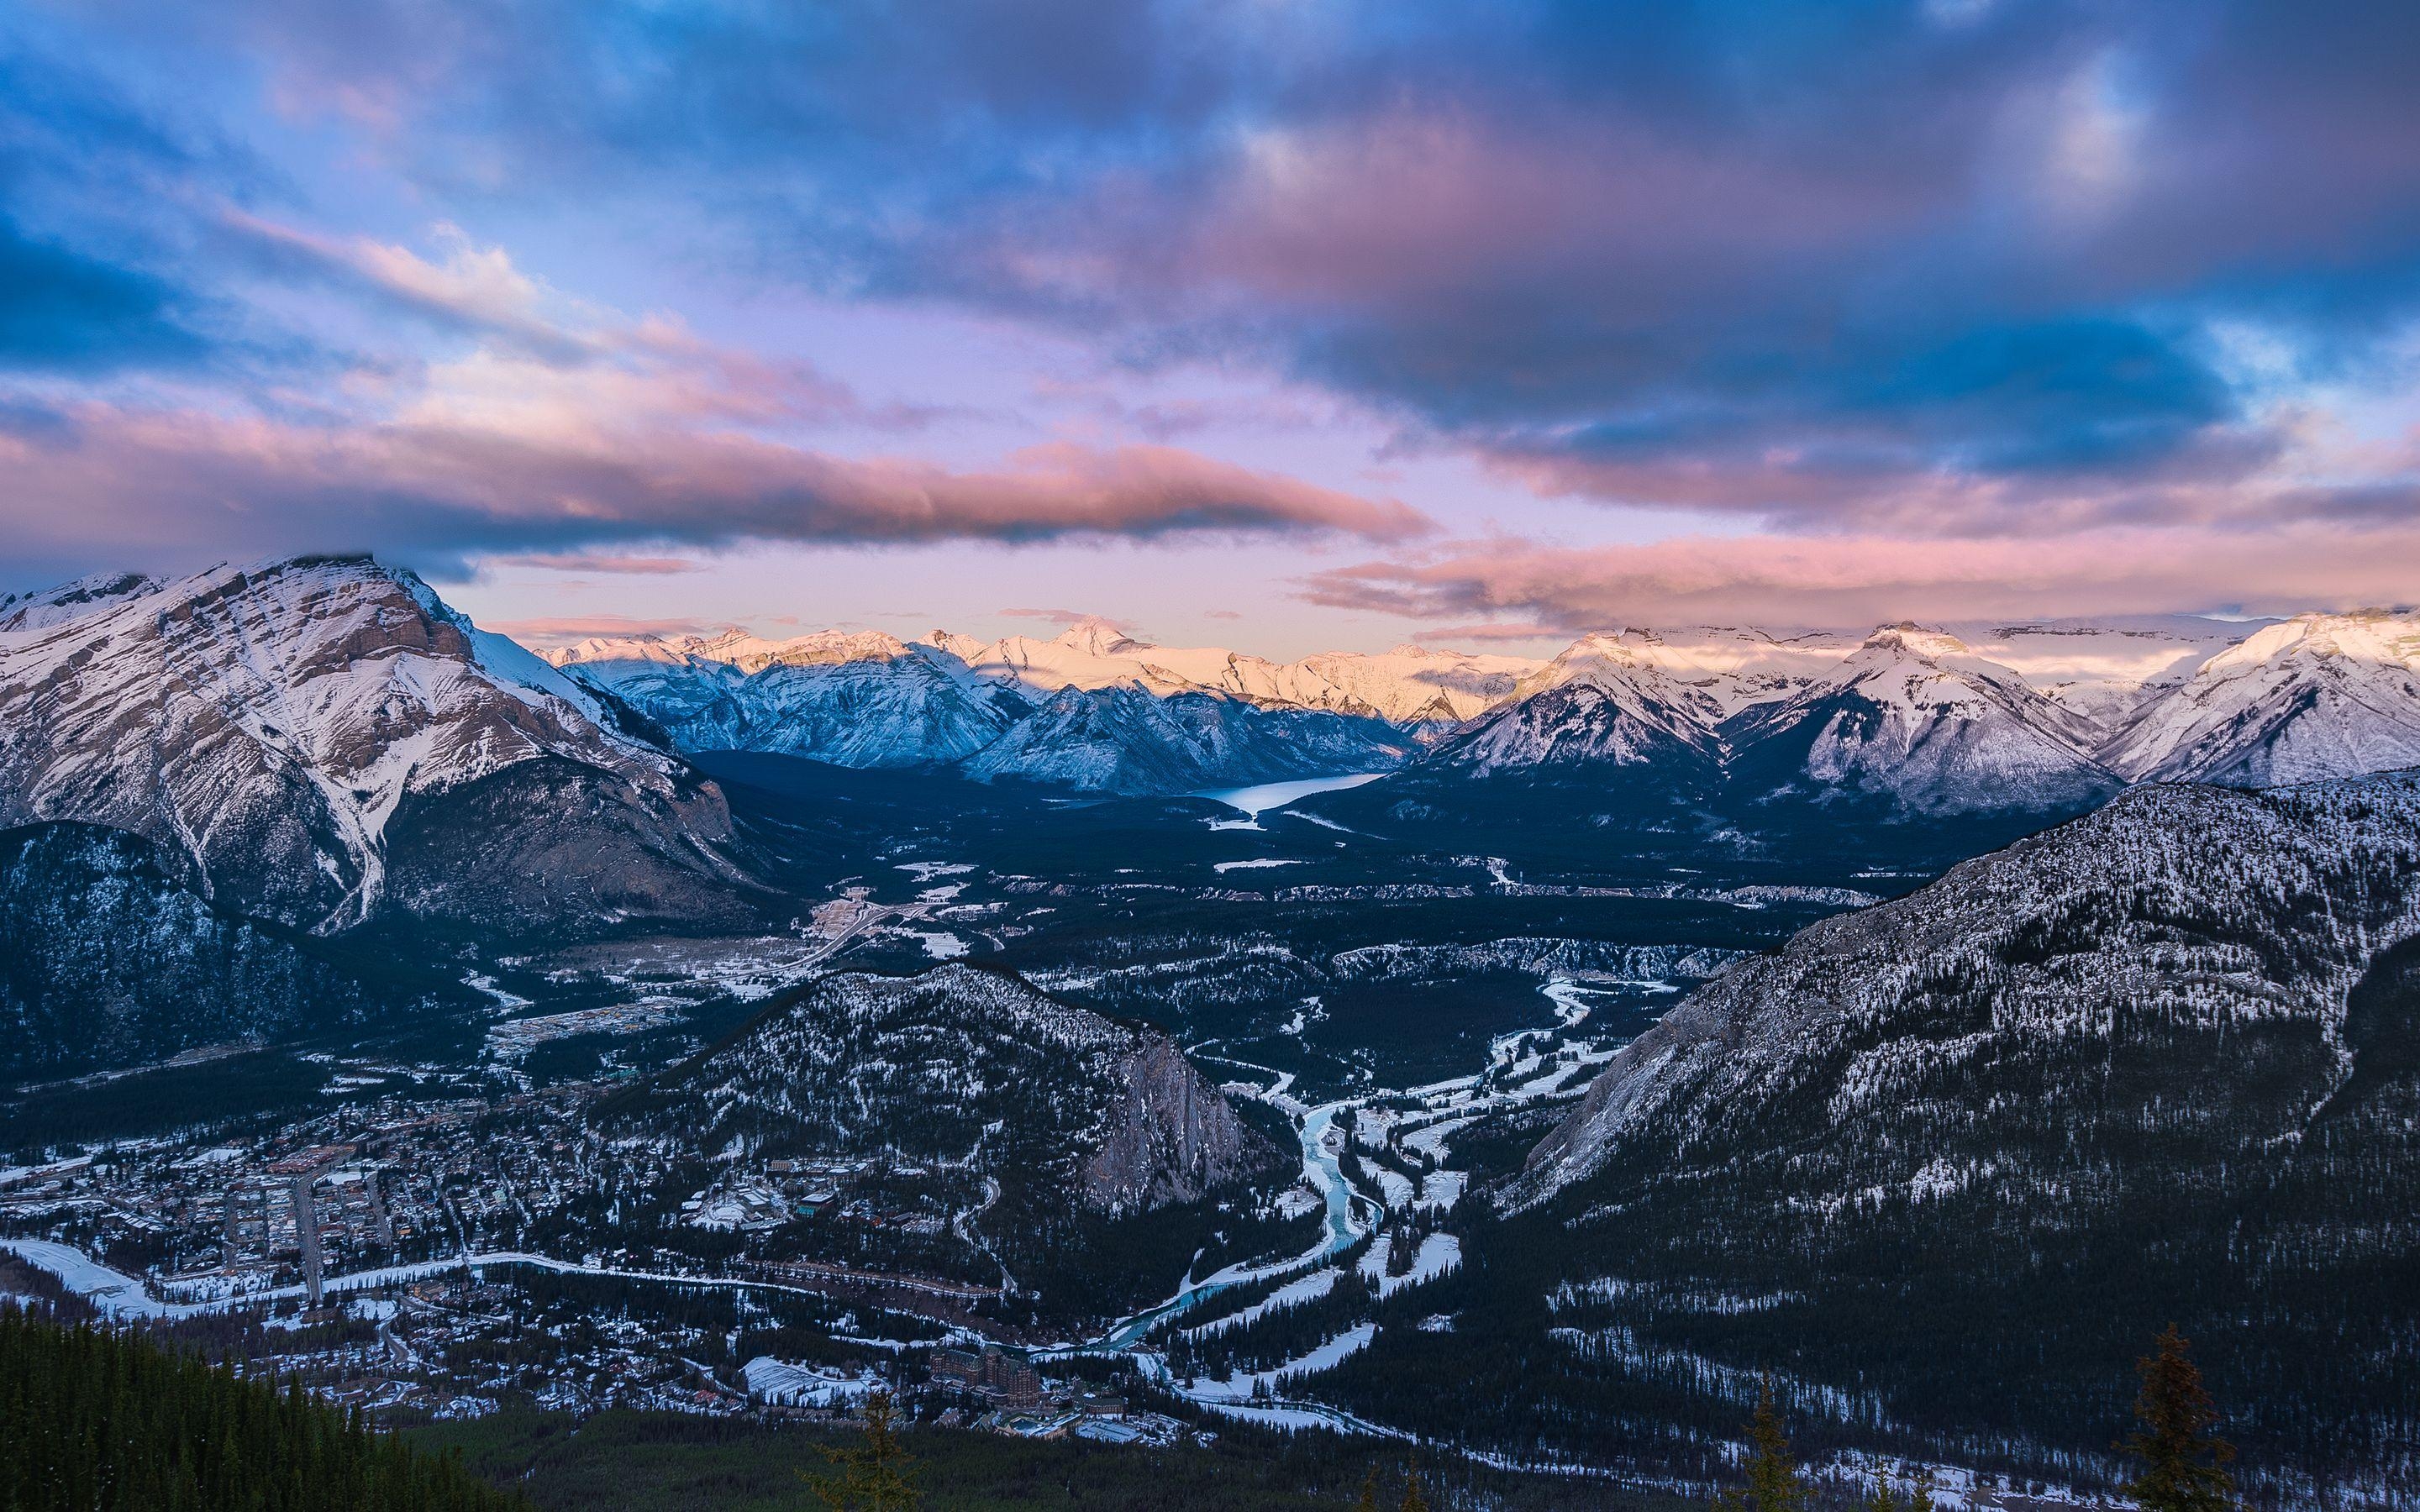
left=549, top=603, right=2420, bottom=816
left=9, top=555, right=2420, bottom=951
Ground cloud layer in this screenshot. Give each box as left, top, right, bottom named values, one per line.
left=114, top=0, right=2415, bottom=529
left=1307, top=523, right=2420, bottom=629
left=3, top=2, right=2418, bottom=632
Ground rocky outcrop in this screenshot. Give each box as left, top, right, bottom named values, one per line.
left=607, top=963, right=1280, bottom=1223
left=1497, top=770, right=2420, bottom=1489
left=1081, top=1037, right=1266, bottom=1214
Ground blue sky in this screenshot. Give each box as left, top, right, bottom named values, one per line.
left=4, top=0, right=2418, bottom=654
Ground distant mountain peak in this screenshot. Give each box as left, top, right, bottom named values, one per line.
left=1051, top=617, right=1148, bottom=656
left=2102, top=607, right=2420, bottom=786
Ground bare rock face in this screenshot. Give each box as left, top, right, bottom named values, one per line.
left=0, top=556, right=760, bottom=936
left=1082, top=1037, right=1265, bottom=1214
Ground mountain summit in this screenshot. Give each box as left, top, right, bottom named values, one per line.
left=0, top=557, right=753, bottom=934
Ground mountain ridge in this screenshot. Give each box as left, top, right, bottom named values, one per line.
left=0, top=556, right=762, bottom=936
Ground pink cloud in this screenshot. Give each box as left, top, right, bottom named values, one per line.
left=997, top=606, right=1137, bottom=632
left=486, top=614, right=734, bottom=647
left=1305, top=523, right=2420, bottom=630
left=487, top=550, right=702, bottom=575
left=0, top=402, right=1430, bottom=567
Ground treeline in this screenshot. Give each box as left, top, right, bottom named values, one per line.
left=0, top=1306, right=528, bottom=1511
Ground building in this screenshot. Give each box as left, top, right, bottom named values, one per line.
left=928, top=1345, right=1042, bottom=1411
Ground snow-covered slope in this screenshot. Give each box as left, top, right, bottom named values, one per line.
left=1520, top=625, right=1854, bottom=717
left=2099, top=611, right=2420, bottom=786
left=552, top=621, right=1413, bottom=792
left=926, top=620, right=1537, bottom=723
left=551, top=631, right=1027, bottom=768
left=1944, top=615, right=2260, bottom=725
left=1421, top=633, right=1729, bottom=776
left=0, top=558, right=750, bottom=933
left=1723, top=625, right=2120, bottom=814
left=958, top=683, right=1407, bottom=793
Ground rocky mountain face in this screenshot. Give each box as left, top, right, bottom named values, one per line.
left=1423, top=637, right=1728, bottom=780
left=1504, top=769, right=2420, bottom=1491
left=1722, top=625, right=2121, bottom=814
left=544, top=606, right=2420, bottom=810
left=0, top=558, right=760, bottom=937
left=1357, top=614, right=2420, bottom=832
left=0, top=822, right=434, bottom=1079
left=553, top=622, right=1413, bottom=795
left=597, top=964, right=1283, bottom=1311
left=958, top=685, right=1407, bottom=792
left=551, top=629, right=1028, bottom=768
left=2100, top=611, right=2420, bottom=786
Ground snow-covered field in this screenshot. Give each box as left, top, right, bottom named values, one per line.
left=743, top=1357, right=881, bottom=1408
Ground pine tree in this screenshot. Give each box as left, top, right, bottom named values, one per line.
left=0, top=1305, right=524, bottom=1511
left=1353, top=1465, right=1382, bottom=1512
left=1717, top=1379, right=1808, bottom=1512
left=803, top=1389, right=922, bottom=1511
left=2120, top=1325, right=2235, bottom=1512
left=1865, top=1463, right=1937, bottom=1512
left=1398, top=1461, right=1431, bottom=1512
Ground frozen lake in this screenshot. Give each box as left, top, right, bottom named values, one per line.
left=1189, top=772, right=1384, bottom=824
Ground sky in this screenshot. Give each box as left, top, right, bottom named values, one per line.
left=3, top=0, right=2417, bottom=658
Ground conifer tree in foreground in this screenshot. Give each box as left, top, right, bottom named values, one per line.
left=0, top=1305, right=525, bottom=1511
left=1353, top=1465, right=1382, bottom=1512
left=1398, top=1460, right=1431, bottom=1512
left=2120, top=1325, right=2235, bottom=1512
left=1717, top=1379, right=1808, bottom=1512
left=803, top=1389, right=922, bottom=1510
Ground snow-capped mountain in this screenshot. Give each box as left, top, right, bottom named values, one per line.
left=928, top=619, right=1537, bottom=723
left=1723, top=625, right=2121, bottom=814
left=1944, top=614, right=2260, bottom=725
left=958, top=683, right=1407, bottom=792
left=550, top=629, right=1028, bottom=768
left=550, top=619, right=1417, bottom=793
left=0, top=558, right=754, bottom=934
left=2099, top=611, right=2420, bottom=786
left=1523, top=624, right=1857, bottom=716
left=1423, top=633, right=1730, bottom=777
